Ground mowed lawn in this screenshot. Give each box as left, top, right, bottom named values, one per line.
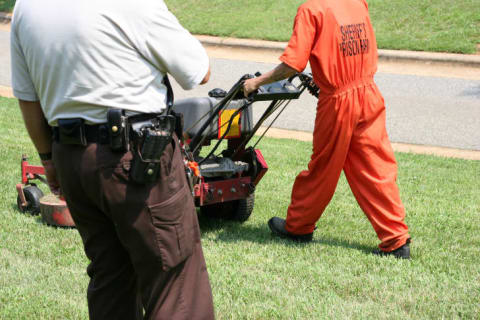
left=0, top=96, right=479, bottom=319
left=164, top=0, right=480, bottom=54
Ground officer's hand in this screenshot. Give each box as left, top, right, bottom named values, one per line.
left=243, top=78, right=259, bottom=98
left=41, top=159, right=61, bottom=196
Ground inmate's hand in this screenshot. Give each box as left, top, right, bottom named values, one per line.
left=243, top=78, right=260, bottom=97
left=41, top=159, right=61, bottom=196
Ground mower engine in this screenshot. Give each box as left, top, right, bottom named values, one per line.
left=171, top=72, right=317, bottom=222
left=199, top=158, right=249, bottom=179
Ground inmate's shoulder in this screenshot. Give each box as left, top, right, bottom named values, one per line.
left=359, top=0, right=369, bottom=10
left=296, top=0, right=325, bottom=20
left=298, top=0, right=325, bottom=12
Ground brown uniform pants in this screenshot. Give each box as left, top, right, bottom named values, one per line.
left=52, top=136, right=214, bottom=320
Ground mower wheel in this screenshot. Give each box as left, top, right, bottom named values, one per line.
left=17, top=185, right=44, bottom=215
left=200, top=193, right=255, bottom=223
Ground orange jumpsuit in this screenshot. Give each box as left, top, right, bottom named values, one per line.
left=280, top=0, right=410, bottom=251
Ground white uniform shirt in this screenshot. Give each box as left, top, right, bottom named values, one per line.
left=10, top=0, right=209, bottom=125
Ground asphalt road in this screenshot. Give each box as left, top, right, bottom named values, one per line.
left=1, top=29, right=479, bottom=151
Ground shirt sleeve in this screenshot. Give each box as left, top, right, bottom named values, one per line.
left=136, top=5, right=209, bottom=91
left=279, top=4, right=318, bottom=73
left=10, top=20, right=39, bottom=101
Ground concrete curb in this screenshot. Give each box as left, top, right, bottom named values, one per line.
left=0, top=85, right=14, bottom=98
left=196, top=35, right=480, bottom=68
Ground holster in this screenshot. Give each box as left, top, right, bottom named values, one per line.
left=130, top=115, right=176, bottom=184
left=107, top=109, right=129, bottom=152
left=57, top=118, right=87, bottom=146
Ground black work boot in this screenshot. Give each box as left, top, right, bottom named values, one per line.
left=268, top=217, right=313, bottom=243
left=373, top=239, right=411, bottom=259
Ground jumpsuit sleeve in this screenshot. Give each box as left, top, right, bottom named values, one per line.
left=279, top=5, right=318, bottom=73
left=361, top=0, right=369, bottom=10
left=10, top=19, right=39, bottom=102
left=134, top=3, right=209, bottom=91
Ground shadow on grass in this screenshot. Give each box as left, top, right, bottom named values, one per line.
left=198, top=213, right=373, bottom=254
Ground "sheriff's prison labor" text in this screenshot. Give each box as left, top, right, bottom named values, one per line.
left=339, top=23, right=369, bottom=57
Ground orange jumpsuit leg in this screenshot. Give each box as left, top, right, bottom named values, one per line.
left=343, top=85, right=410, bottom=251
left=285, top=94, right=359, bottom=235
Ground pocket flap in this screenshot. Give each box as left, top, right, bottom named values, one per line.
left=148, top=185, right=190, bottom=224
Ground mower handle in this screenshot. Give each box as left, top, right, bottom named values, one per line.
left=188, top=72, right=317, bottom=155
left=188, top=74, right=254, bottom=153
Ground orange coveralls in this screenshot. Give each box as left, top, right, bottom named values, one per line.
left=280, top=0, right=410, bottom=251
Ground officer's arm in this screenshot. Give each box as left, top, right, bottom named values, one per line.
left=18, top=99, right=52, bottom=155
left=18, top=100, right=60, bottom=194
left=243, top=63, right=297, bottom=97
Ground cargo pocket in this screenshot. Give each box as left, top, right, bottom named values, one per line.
left=148, top=185, right=195, bottom=271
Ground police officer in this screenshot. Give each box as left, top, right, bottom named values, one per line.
left=244, top=0, right=411, bottom=259
left=11, top=0, right=215, bottom=318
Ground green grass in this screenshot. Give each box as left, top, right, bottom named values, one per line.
left=368, top=0, right=480, bottom=54
left=1, top=96, right=479, bottom=318
left=0, top=0, right=14, bottom=13
left=163, top=0, right=479, bottom=54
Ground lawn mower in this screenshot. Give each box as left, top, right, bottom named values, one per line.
left=16, top=155, right=75, bottom=227
left=16, top=72, right=318, bottom=227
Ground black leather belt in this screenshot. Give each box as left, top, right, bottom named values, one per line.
left=52, top=123, right=110, bottom=145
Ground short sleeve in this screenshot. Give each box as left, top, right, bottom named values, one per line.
left=136, top=6, right=209, bottom=91
left=10, top=21, right=39, bottom=101
left=361, top=0, right=369, bottom=10
left=279, top=5, right=318, bottom=73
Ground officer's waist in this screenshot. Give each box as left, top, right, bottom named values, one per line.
left=52, top=123, right=110, bottom=144
left=52, top=113, right=164, bottom=145
left=320, top=76, right=375, bottom=96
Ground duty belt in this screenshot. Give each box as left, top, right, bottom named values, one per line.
left=52, top=122, right=110, bottom=145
